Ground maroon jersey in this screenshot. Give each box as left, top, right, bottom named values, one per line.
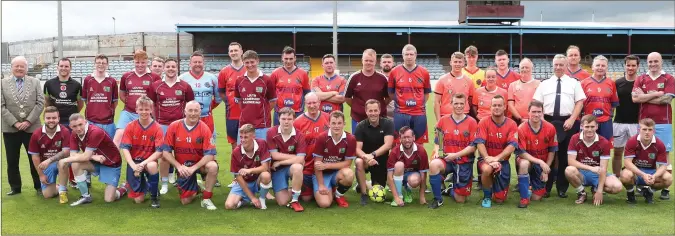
left=28, top=124, right=71, bottom=162
left=266, top=126, right=307, bottom=168
left=70, top=124, right=121, bottom=167
left=386, top=143, right=429, bottom=173
left=234, top=72, right=276, bottom=129
left=120, top=71, right=161, bottom=113
left=230, top=138, right=271, bottom=182
left=475, top=117, right=519, bottom=160
left=82, top=75, right=118, bottom=124
left=313, top=131, right=357, bottom=173
left=345, top=71, right=389, bottom=122
left=147, top=80, right=195, bottom=125
left=624, top=134, right=669, bottom=169
left=120, top=120, right=164, bottom=161
left=632, top=72, right=675, bottom=124
left=294, top=112, right=330, bottom=175
left=567, top=133, right=611, bottom=167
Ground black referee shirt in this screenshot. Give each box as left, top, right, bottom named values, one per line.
left=614, top=77, right=639, bottom=124
left=354, top=117, right=394, bottom=159
left=44, top=77, right=82, bottom=122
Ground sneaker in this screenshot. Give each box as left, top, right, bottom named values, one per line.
left=150, top=198, right=160, bottom=208
left=360, top=194, right=368, bottom=206
left=390, top=199, right=402, bottom=207
left=201, top=199, right=217, bottom=210
left=288, top=201, right=304, bottom=212
left=70, top=196, right=92, bottom=206
left=660, top=190, right=670, bottom=200
left=518, top=198, right=529, bottom=208
left=626, top=191, right=637, bottom=204
left=59, top=192, right=68, bottom=204
left=168, top=173, right=176, bottom=184
left=259, top=198, right=267, bottom=210
left=428, top=198, right=444, bottom=209
left=214, top=180, right=221, bottom=187
left=69, top=181, right=78, bottom=189
left=335, top=196, right=349, bottom=208
left=575, top=191, right=587, bottom=204
left=442, top=187, right=453, bottom=197
left=159, top=185, right=168, bottom=195
left=36, top=189, right=43, bottom=197
left=643, top=187, right=654, bottom=204
left=403, top=187, right=413, bottom=204
left=227, top=180, right=236, bottom=188
left=481, top=198, right=492, bottom=208
left=424, top=188, right=431, bottom=193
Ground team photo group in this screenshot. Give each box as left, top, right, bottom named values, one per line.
left=3, top=42, right=673, bottom=212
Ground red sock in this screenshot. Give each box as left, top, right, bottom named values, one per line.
left=203, top=191, right=213, bottom=200
left=117, top=187, right=127, bottom=196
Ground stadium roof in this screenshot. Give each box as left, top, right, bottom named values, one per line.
left=176, top=20, right=675, bottom=35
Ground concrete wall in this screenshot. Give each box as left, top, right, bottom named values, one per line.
left=1, top=42, right=9, bottom=64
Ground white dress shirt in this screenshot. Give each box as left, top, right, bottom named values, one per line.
left=532, top=74, right=586, bottom=116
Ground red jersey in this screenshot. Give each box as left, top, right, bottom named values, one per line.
left=312, top=74, right=347, bottom=113
left=476, top=117, right=518, bottom=160
left=568, top=133, right=611, bottom=167
left=435, top=115, right=478, bottom=164
left=566, top=67, right=592, bottom=81
left=217, top=64, right=246, bottom=120
left=70, top=124, right=121, bottom=167
left=313, top=131, right=357, bottom=173
left=82, top=75, right=118, bottom=124
left=388, top=65, right=431, bottom=115
left=581, top=77, right=619, bottom=123
left=345, top=71, right=389, bottom=122
left=234, top=72, right=276, bottom=129
left=119, top=71, right=162, bottom=113
left=482, top=69, right=520, bottom=90
left=624, top=134, right=669, bottom=169
left=147, top=80, right=195, bottom=125
left=434, top=73, right=474, bottom=116
left=28, top=124, right=71, bottom=162
left=507, top=79, right=540, bottom=119
left=271, top=67, right=311, bottom=113
left=266, top=126, right=307, bottom=168
left=472, top=86, right=508, bottom=122
left=386, top=143, right=429, bottom=173
left=294, top=112, right=330, bottom=175
left=120, top=120, right=164, bottom=161
left=162, top=119, right=216, bottom=166
left=516, top=121, right=558, bottom=162
left=230, top=138, right=271, bottom=182
left=632, top=72, right=675, bottom=124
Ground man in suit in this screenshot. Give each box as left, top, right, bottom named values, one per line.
left=1, top=56, right=45, bottom=195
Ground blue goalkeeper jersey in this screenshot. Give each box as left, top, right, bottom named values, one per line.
left=179, top=71, right=221, bottom=117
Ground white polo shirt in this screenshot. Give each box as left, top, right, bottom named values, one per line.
left=532, top=74, right=586, bottom=117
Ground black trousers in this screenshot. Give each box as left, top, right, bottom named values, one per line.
left=3, top=131, right=41, bottom=191
left=544, top=116, right=580, bottom=195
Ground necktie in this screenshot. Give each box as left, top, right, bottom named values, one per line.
left=16, top=78, right=23, bottom=96
left=553, top=78, right=561, bottom=118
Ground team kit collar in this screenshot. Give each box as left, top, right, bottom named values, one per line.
left=78, top=123, right=90, bottom=141
left=277, top=126, right=296, bottom=136
left=242, top=139, right=260, bottom=158
left=580, top=133, right=599, bottom=147
left=42, top=124, right=62, bottom=134
left=244, top=70, right=264, bottom=81
left=399, top=142, right=418, bottom=152
left=637, top=134, right=657, bottom=149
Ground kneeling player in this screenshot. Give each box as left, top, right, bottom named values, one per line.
left=267, top=107, right=307, bottom=211
left=514, top=101, right=557, bottom=208
left=28, top=107, right=71, bottom=201
left=225, top=124, right=273, bottom=210
left=620, top=118, right=672, bottom=204
left=429, top=93, right=477, bottom=208
left=565, top=115, right=623, bottom=206
left=60, top=114, right=128, bottom=206
left=120, top=96, right=164, bottom=207
left=313, top=111, right=356, bottom=208
left=162, top=101, right=219, bottom=210
left=387, top=127, right=428, bottom=207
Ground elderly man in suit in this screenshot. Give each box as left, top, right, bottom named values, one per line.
left=2, top=56, right=45, bottom=196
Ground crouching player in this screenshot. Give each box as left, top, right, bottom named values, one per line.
left=387, top=126, right=428, bottom=207
left=120, top=96, right=164, bottom=207
left=429, top=93, right=478, bottom=208
left=28, top=107, right=71, bottom=200
left=267, top=107, right=307, bottom=212
left=565, top=115, right=623, bottom=206
left=60, top=113, right=128, bottom=206
left=514, top=101, right=557, bottom=208
left=620, top=118, right=672, bottom=204
left=225, top=124, right=272, bottom=210
left=313, top=111, right=356, bottom=208
left=293, top=93, right=330, bottom=202
left=162, top=101, right=219, bottom=210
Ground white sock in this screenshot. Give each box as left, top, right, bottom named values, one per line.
left=576, top=185, right=585, bottom=193
left=115, top=190, right=120, bottom=200
left=627, top=187, right=634, bottom=193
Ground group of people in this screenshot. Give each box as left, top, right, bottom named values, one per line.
left=1, top=42, right=672, bottom=211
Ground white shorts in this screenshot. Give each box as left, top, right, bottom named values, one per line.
left=612, top=123, right=639, bottom=148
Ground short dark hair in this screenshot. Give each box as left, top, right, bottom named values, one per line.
left=94, top=54, right=108, bottom=64
left=365, top=99, right=380, bottom=107
left=44, top=106, right=59, bottom=115
left=282, top=46, right=296, bottom=55
left=242, top=50, right=259, bottom=61
left=625, top=55, right=640, bottom=66
left=58, top=58, right=71, bottom=67
left=495, top=50, right=508, bottom=57
left=322, top=54, right=335, bottom=62
left=452, top=93, right=466, bottom=100
left=581, top=114, right=597, bottom=125
left=528, top=100, right=544, bottom=111
left=229, top=42, right=242, bottom=49
left=399, top=126, right=414, bottom=136
left=465, top=45, right=478, bottom=56
left=190, top=51, right=204, bottom=60
left=278, top=107, right=296, bottom=118
left=164, top=58, right=178, bottom=65
left=381, top=54, right=393, bottom=60
left=330, top=110, right=345, bottom=122
left=639, top=118, right=655, bottom=128
left=492, top=94, right=505, bottom=102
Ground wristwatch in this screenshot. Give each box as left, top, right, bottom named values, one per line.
left=371, top=151, right=377, bottom=157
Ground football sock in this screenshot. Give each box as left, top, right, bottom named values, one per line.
left=161, top=177, right=169, bottom=185
left=202, top=191, right=213, bottom=200
left=75, top=172, right=90, bottom=197
left=663, top=189, right=670, bottom=193
left=169, top=166, right=175, bottom=174
left=626, top=187, right=634, bottom=193
left=429, top=174, right=443, bottom=200
left=483, top=189, right=492, bottom=199
left=58, top=185, right=67, bottom=193
left=576, top=185, right=585, bottom=193
left=518, top=174, right=530, bottom=200
left=259, top=182, right=272, bottom=200
left=148, top=173, right=160, bottom=198
left=393, top=175, right=404, bottom=198
left=291, top=189, right=301, bottom=202
left=115, top=187, right=127, bottom=200
left=336, top=183, right=350, bottom=197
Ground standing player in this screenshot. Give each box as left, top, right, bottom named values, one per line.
left=44, top=58, right=83, bottom=127
left=120, top=96, right=163, bottom=208
left=293, top=93, right=330, bottom=202
left=388, top=44, right=431, bottom=144
left=28, top=107, right=71, bottom=200
left=565, top=115, right=623, bottom=205
left=612, top=55, right=641, bottom=178
left=225, top=124, right=273, bottom=210
left=311, top=54, right=346, bottom=114
left=114, top=50, right=162, bottom=147
left=434, top=52, right=475, bottom=121
left=475, top=95, right=518, bottom=208
left=271, top=46, right=310, bottom=125
left=179, top=51, right=221, bottom=142
left=150, top=57, right=165, bottom=77
left=59, top=114, right=128, bottom=206
left=514, top=101, right=557, bottom=208
left=161, top=101, right=219, bottom=210
left=482, top=50, right=520, bottom=90
left=565, top=45, right=591, bottom=81
left=580, top=55, right=619, bottom=141
left=473, top=68, right=508, bottom=122
left=82, top=54, right=118, bottom=138
left=266, top=107, right=307, bottom=211
left=387, top=126, right=428, bottom=207
left=462, top=45, right=486, bottom=89
left=379, top=54, right=396, bottom=119
left=313, top=111, right=356, bottom=208
left=428, top=93, right=478, bottom=208
left=345, top=49, right=389, bottom=133
left=507, top=58, right=541, bottom=124
left=235, top=50, right=277, bottom=139
left=218, top=42, right=246, bottom=150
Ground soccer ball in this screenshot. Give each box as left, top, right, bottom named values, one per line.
left=368, top=185, right=386, bottom=202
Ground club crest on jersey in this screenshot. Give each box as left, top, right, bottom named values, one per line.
left=175, top=90, right=183, bottom=95
left=448, top=89, right=453, bottom=94
left=544, top=137, right=549, bottom=143
left=205, top=82, right=212, bottom=88
left=592, top=151, right=599, bottom=157
left=412, top=160, right=418, bottom=164
left=649, top=153, right=656, bottom=159
left=60, top=85, right=67, bottom=91
left=339, top=148, right=345, bottom=154
left=196, top=137, right=203, bottom=144
left=103, top=86, right=111, bottom=92
left=149, top=136, right=155, bottom=141
left=416, top=78, right=423, bottom=84
left=254, top=155, right=260, bottom=161
left=55, top=141, right=61, bottom=147
left=143, top=81, right=150, bottom=86
left=514, top=133, right=518, bottom=139
left=658, top=83, right=665, bottom=89
left=463, top=131, right=470, bottom=138
left=288, top=145, right=295, bottom=152
left=256, top=87, right=263, bottom=93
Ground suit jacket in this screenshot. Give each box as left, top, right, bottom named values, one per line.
left=1, top=75, right=44, bottom=133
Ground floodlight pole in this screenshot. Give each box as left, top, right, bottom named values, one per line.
left=332, top=1, right=338, bottom=67
left=57, top=0, right=63, bottom=58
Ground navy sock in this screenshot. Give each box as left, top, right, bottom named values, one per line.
left=169, top=166, right=175, bottom=174
left=483, top=189, right=492, bottom=199
left=148, top=173, right=159, bottom=198
left=518, top=174, right=530, bottom=200
left=430, top=174, right=443, bottom=201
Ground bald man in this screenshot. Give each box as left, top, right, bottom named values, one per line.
left=508, top=58, right=541, bottom=125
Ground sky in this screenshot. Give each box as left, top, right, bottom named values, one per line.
left=2, top=1, right=674, bottom=42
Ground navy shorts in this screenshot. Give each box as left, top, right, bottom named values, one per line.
left=597, top=120, right=613, bottom=143
left=443, top=161, right=474, bottom=196
left=226, top=119, right=239, bottom=144
left=126, top=159, right=150, bottom=198
left=478, top=158, right=511, bottom=201
left=393, top=113, right=428, bottom=143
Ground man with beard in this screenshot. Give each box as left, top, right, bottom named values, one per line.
left=293, top=93, right=330, bottom=202
left=379, top=54, right=395, bottom=119
left=565, top=45, right=591, bottom=81
left=345, top=49, right=389, bottom=133
left=612, top=55, right=641, bottom=179
left=44, top=58, right=83, bottom=127
left=28, top=106, right=71, bottom=200
left=434, top=52, right=475, bottom=121
left=311, top=54, right=346, bottom=114
left=271, top=46, right=311, bottom=126
left=387, top=126, right=428, bottom=207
